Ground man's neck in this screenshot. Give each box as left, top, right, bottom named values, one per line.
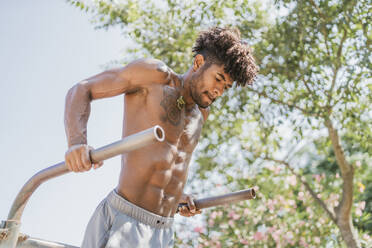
left=179, top=68, right=196, bottom=111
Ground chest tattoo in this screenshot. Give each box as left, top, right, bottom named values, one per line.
left=160, top=87, right=182, bottom=126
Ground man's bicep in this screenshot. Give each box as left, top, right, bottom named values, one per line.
left=83, top=58, right=169, bottom=100
left=82, top=66, right=135, bottom=100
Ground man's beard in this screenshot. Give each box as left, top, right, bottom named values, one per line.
left=190, top=74, right=209, bottom=109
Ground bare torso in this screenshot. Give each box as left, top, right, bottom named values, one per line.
left=117, top=67, right=205, bottom=217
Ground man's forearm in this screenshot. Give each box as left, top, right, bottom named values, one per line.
left=64, top=81, right=91, bottom=148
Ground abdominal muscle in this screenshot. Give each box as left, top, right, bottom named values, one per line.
left=116, top=142, right=190, bottom=217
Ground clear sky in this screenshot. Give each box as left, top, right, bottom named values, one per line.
left=0, top=0, right=142, bottom=245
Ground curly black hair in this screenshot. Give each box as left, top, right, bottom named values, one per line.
left=192, top=27, right=258, bottom=86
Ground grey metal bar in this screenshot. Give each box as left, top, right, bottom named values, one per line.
left=7, top=125, right=164, bottom=221
left=177, top=188, right=256, bottom=211
left=196, top=188, right=256, bottom=209
left=16, top=237, right=79, bottom=248
left=0, top=126, right=164, bottom=248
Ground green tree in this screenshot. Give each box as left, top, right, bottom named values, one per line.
left=68, top=0, right=371, bottom=247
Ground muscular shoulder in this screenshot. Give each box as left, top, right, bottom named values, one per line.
left=120, top=58, right=175, bottom=86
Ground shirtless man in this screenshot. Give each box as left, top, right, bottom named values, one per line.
left=64, top=27, right=258, bottom=248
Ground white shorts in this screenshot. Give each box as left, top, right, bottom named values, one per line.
left=81, top=189, right=174, bottom=248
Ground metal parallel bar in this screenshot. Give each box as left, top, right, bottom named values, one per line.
left=16, top=236, right=79, bottom=248
left=195, top=188, right=256, bottom=209
left=8, top=125, right=164, bottom=221
left=177, top=188, right=256, bottom=211
left=0, top=126, right=164, bottom=248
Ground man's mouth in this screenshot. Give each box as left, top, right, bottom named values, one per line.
left=206, top=92, right=215, bottom=102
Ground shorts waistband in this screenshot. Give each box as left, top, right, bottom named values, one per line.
left=107, top=189, right=174, bottom=229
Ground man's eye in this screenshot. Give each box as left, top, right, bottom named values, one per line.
left=216, top=78, right=221, bottom=82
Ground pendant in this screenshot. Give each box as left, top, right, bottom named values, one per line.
left=177, top=95, right=185, bottom=110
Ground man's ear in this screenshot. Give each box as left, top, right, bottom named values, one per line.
left=193, top=54, right=205, bottom=72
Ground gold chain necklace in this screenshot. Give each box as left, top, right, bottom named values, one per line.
left=176, top=77, right=185, bottom=110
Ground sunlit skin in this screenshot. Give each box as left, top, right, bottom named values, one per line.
left=64, top=54, right=233, bottom=217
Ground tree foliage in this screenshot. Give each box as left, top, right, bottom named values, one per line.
left=68, top=0, right=372, bottom=247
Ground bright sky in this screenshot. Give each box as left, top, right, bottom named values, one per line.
left=0, top=0, right=152, bottom=245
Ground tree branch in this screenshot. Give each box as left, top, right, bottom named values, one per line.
left=308, top=0, right=327, bottom=21
left=324, top=119, right=354, bottom=210
left=303, top=79, right=314, bottom=95
left=324, top=119, right=351, bottom=175
left=263, top=156, right=337, bottom=223
left=247, top=88, right=321, bottom=117
left=327, top=28, right=348, bottom=111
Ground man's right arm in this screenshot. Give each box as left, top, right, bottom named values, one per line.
left=64, top=58, right=171, bottom=172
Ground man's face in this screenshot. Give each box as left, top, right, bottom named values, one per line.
left=190, top=63, right=233, bottom=109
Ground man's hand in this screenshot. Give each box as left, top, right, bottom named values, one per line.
left=65, top=144, right=103, bottom=172
left=177, top=193, right=202, bottom=217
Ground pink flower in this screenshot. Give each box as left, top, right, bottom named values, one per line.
left=244, top=208, right=250, bottom=216
left=300, top=237, right=308, bottom=247
left=288, top=199, right=296, bottom=207
left=267, top=199, right=276, bottom=212
left=208, top=219, right=215, bottom=227
left=228, top=211, right=234, bottom=218
left=228, top=210, right=240, bottom=220
left=298, top=191, right=304, bottom=201
left=240, top=239, right=249, bottom=245
left=256, top=205, right=266, bottom=212
left=271, top=230, right=281, bottom=242
left=284, top=232, right=294, bottom=243
left=319, top=218, right=325, bottom=224
left=359, top=201, right=366, bottom=210
left=253, top=231, right=264, bottom=241
left=228, top=220, right=234, bottom=227
left=298, top=220, right=306, bottom=227
left=193, top=226, right=204, bottom=233
left=314, top=237, right=321, bottom=244
left=356, top=208, right=363, bottom=217
left=210, top=211, right=218, bottom=219
left=314, top=174, right=321, bottom=183
left=362, top=234, right=371, bottom=240
left=214, top=241, right=221, bottom=248
left=358, top=182, right=366, bottom=193
left=288, top=175, right=297, bottom=186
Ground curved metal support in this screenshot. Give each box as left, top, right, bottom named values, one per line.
left=7, top=125, right=165, bottom=221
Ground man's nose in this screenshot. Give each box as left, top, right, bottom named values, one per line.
left=213, top=88, right=223, bottom=98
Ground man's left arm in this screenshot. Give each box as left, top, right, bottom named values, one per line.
left=177, top=108, right=209, bottom=217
